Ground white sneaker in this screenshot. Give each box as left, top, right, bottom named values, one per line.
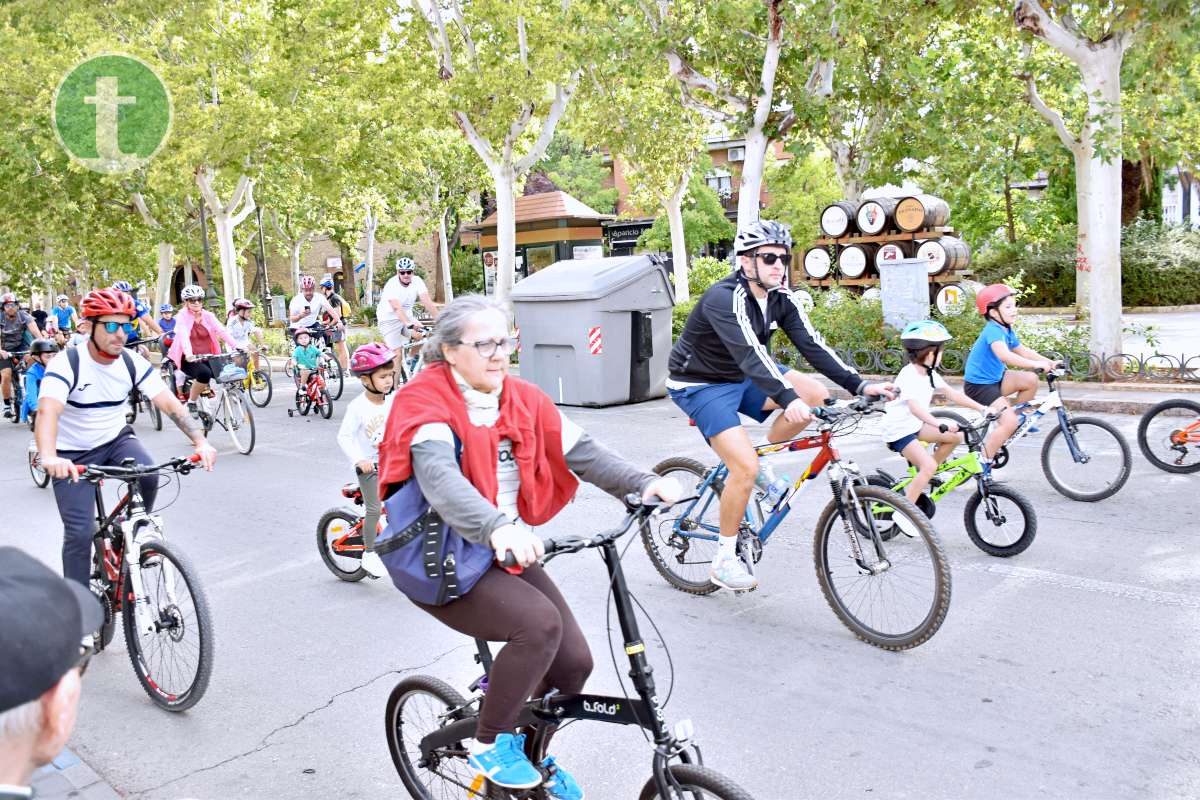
left=360, top=550, right=388, bottom=579
left=893, top=512, right=921, bottom=538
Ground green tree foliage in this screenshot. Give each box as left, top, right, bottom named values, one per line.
left=534, top=133, right=617, bottom=213
left=762, top=148, right=842, bottom=242
left=637, top=174, right=733, bottom=255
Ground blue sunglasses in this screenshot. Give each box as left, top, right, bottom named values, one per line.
left=100, top=321, right=135, bottom=336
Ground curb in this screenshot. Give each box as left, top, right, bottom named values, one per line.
left=1028, top=303, right=1200, bottom=315
left=31, top=747, right=120, bottom=800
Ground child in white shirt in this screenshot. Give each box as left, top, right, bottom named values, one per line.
left=881, top=320, right=990, bottom=508
left=336, top=343, right=397, bottom=579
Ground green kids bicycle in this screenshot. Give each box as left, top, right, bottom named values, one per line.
left=869, top=413, right=1038, bottom=557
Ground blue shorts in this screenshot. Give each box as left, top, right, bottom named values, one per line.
left=669, top=376, right=780, bottom=440
left=887, top=432, right=921, bottom=453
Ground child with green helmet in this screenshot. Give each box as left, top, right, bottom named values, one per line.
left=880, top=320, right=991, bottom=522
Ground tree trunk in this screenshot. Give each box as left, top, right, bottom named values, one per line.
left=665, top=176, right=689, bottom=302
left=492, top=165, right=518, bottom=304
left=291, top=242, right=304, bottom=294
left=737, top=127, right=769, bottom=227
left=213, top=216, right=242, bottom=305
left=364, top=207, right=378, bottom=306
left=438, top=207, right=454, bottom=303
left=1003, top=177, right=1017, bottom=244
left=154, top=242, right=175, bottom=308
left=1076, top=58, right=1123, bottom=358
left=829, top=140, right=864, bottom=204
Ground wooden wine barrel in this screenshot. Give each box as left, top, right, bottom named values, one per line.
left=894, top=194, right=951, bottom=232
left=855, top=197, right=898, bottom=235
left=916, top=236, right=971, bottom=276
left=803, top=246, right=833, bottom=279
left=819, top=201, right=858, bottom=237
left=874, top=241, right=914, bottom=270
left=837, top=243, right=876, bottom=278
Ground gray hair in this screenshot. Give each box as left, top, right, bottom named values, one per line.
left=421, top=294, right=510, bottom=364
left=0, top=698, right=43, bottom=743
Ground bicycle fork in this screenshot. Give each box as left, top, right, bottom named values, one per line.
left=122, top=515, right=170, bottom=636
left=830, top=463, right=891, bottom=575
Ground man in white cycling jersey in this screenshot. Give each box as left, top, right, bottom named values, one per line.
left=376, top=256, right=439, bottom=370
left=35, top=289, right=216, bottom=587
left=667, top=220, right=895, bottom=592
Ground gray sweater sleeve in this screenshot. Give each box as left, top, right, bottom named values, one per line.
left=410, top=433, right=657, bottom=544
left=564, top=432, right=657, bottom=501
left=411, top=440, right=508, bottom=545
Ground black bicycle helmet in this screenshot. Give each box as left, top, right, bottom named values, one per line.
left=31, top=339, right=59, bottom=355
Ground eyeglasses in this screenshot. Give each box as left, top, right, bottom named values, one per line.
left=455, top=337, right=519, bottom=358
left=754, top=252, right=792, bottom=267
left=100, top=321, right=134, bottom=336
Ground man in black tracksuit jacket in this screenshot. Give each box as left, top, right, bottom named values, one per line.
left=667, top=219, right=894, bottom=591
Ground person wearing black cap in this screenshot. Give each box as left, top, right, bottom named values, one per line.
left=0, top=547, right=102, bottom=798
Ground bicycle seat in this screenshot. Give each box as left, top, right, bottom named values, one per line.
left=340, top=483, right=362, bottom=501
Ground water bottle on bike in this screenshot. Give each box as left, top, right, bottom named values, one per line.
left=753, top=456, right=791, bottom=511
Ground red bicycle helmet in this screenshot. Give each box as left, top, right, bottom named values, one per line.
left=81, top=288, right=136, bottom=319
left=0, top=292, right=16, bottom=304
left=300, top=275, right=316, bottom=290
left=975, top=283, right=1014, bottom=316
left=350, top=342, right=394, bottom=375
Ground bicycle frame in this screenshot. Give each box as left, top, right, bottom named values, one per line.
left=1005, top=371, right=1093, bottom=461
left=889, top=450, right=983, bottom=504
left=417, top=527, right=702, bottom=797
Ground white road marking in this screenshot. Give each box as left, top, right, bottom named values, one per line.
left=959, top=561, right=1200, bottom=609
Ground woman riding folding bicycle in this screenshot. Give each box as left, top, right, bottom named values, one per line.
left=377, top=294, right=680, bottom=798
left=167, top=285, right=245, bottom=417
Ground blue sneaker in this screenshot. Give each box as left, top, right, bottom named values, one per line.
left=542, top=755, right=584, bottom=800
left=467, top=733, right=541, bottom=789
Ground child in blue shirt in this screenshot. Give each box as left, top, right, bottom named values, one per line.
left=19, top=339, right=58, bottom=423
left=158, top=304, right=177, bottom=335
left=964, top=284, right=1058, bottom=458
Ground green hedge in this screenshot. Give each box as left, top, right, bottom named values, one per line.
left=973, top=221, right=1200, bottom=307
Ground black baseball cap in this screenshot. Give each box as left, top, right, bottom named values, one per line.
left=0, top=547, right=103, bottom=713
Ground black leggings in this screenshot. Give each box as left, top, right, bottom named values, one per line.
left=181, top=358, right=217, bottom=384
left=414, top=564, right=593, bottom=743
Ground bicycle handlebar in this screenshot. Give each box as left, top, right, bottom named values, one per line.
left=74, top=453, right=202, bottom=480
left=811, top=393, right=888, bottom=423
left=496, top=494, right=692, bottom=570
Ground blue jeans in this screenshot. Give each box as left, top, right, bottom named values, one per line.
left=53, top=427, right=157, bottom=585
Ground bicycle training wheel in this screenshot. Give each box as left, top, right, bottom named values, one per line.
left=326, top=356, right=344, bottom=400
left=317, top=388, right=333, bottom=419
left=385, top=675, right=477, bottom=799
left=638, top=764, right=755, bottom=800
left=814, top=485, right=950, bottom=650
left=317, top=510, right=366, bottom=581
left=1137, top=398, right=1200, bottom=474
left=963, top=481, right=1037, bottom=557
left=121, top=539, right=214, bottom=711
left=645, top=457, right=723, bottom=595
left=224, top=391, right=255, bottom=455
left=249, top=368, right=273, bottom=407
left=1041, top=415, right=1132, bottom=501
left=28, top=449, right=50, bottom=488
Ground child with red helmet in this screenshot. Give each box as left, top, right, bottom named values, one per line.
left=336, top=342, right=397, bottom=578
left=964, top=284, right=1060, bottom=459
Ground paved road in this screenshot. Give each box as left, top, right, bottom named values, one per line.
left=1027, top=310, right=1200, bottom=359
left=2, top=389, right=1197, bottom=800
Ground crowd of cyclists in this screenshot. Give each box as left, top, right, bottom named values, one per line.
left=1, top=220, right=1135, bottom=799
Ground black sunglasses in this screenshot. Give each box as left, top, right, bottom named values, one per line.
left=397, top=270, right=414, bottom=275
left=754, top=252, right=792, bottom=267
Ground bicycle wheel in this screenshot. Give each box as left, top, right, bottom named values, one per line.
left=147, top=394, right=163, bottom=431
left=645, top=457, right=723, bottom=595
left=9, top=379, right=22, bottom=425
left=385, top=675, right=477, bottom=800
left=283, top=357, right=295, bottom=378
left=317, top=509, right=366, bottom=582
left=963, top=481, right=1037, bottom=557
left=326, top=356, right=344, bottom=400
left=28, top=449, right=50, bottom=488
left=1137, top=398, right=1200, bottom=474
left=121, top=539, right=214, bottom=711
left=125, top=393, right=138, bottom=425
left=638, top=764, right=755, bottom=800
left=928, top=409, right=973, bottom=460
left=318, top=388, right=333, bottom=419
left=248, top=368, right=273, bottom=407
left=224, top=390, right=255, bottom=455
left=814, top=485, right=950, bottom=650
left=1041, top=415, right=1132, bottom=501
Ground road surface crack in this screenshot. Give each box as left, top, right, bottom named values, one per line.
left=127, top=643, right=467, bottom=798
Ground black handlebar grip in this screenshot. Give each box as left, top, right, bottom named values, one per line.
left=938, top=423, right=949, bottom=433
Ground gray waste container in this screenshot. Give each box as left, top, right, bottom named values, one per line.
left=511, top=255, right=675, bottom=407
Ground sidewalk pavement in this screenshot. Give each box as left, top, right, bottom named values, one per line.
left=31, top=748, right=119, bottom=800
left=809, top=373, right=1200, bottom=416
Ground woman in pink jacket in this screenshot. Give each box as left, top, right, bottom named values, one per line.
left=168, top=285, right=244, bottom=412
